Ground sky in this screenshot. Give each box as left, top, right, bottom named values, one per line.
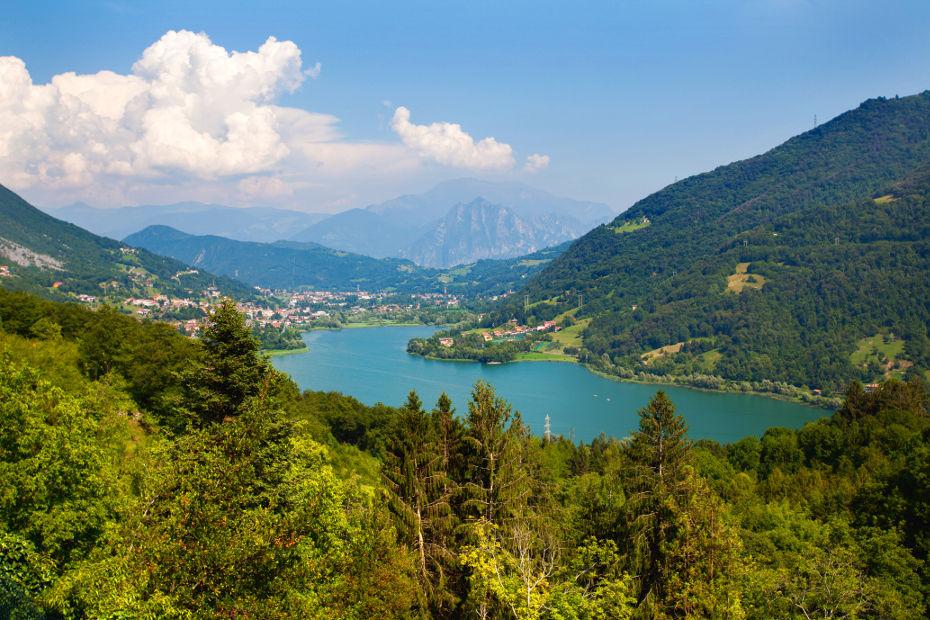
left=2, top=0, right=930, bottom=213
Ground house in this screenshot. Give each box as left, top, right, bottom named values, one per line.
left=0, top=265, right=10, bottom=278
left=439, top=338, right=454, bottom=347
left=482, top=332, right=493, bottom=342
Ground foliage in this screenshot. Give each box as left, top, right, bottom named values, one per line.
left=0, top=184, right=251, bottom=300
left=1, top=290, right=928, bottom=617
left=492, top=93, right=930, bottom=392
left=124, top=225, right=567, bottom=296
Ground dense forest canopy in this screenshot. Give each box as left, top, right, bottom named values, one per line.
left=491, top=93, right=930, bottom=392
left=0, top=289, right=928, bottom=618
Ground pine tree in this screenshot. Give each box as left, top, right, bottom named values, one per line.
left=626, top=392, right=744, bottom=617
left=383, top=390, right=457, bottom=615
left=463, top=381, right=530, bottom=526
left=626, top=391, right=691, bottom=607
left=186, top=298, right=277, bottom=426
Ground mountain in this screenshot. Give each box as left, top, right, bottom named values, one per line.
left=290, top=178, right=614, bottom=263
left=49, top=202, right=328, bottom=243
left=404, top=198, right=577, bottom=267
left=0, top=186, right=251, bottom=300
left=125, top=224, right=569, bottom=295
left=286, top=208, right=421, bottom=260
left=493, top=92, right=930, bottom=391
left=124, top=225, right=440, bottom=291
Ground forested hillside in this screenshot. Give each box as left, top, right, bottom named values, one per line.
left=493, top=92, right=930, bottom=391
left=1, top=289, right=928, bottom=618
left=125, top=224, right=567, bottom=296
left=0, top=186, right=250, bottom=300
left=125, top=225, right=439, bottom=291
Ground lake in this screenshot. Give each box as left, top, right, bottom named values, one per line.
left=271, top=326, right=827, bottom=444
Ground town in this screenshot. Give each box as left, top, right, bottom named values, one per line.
left=94, top=287, right=463, bottom=338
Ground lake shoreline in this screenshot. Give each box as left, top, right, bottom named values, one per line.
left=273, top=325, right=826, bottom=443
left=411, top=348, right=836, bottom=411
left=263, top=346, right=309, bottom=357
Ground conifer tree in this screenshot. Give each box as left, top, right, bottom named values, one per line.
left=186, top=298, right=276, bottom=425
left=383, top=390, right=457, bottom=615
left=626, top=392, right=743, bottom=616
left=463, top=381, right=530, bottom=526
left=626, top=392, right=691, bottom=607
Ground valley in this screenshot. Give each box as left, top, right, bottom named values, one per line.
left=1, top=17, right=929, bottom=613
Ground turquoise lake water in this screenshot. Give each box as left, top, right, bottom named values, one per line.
left=271, top=326, right=827, bottom=444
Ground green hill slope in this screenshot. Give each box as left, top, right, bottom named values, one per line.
left=125, top=225, right=441, bottom=291
left=492, top=92, right=930, bottom=391
left=0, top=185, right=250, bottom=300
left=125, top=224, right=567, bottom=295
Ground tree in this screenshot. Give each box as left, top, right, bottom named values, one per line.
left=463, top=381, right=530, bottom=526
left=625, top=392, right=744, bottom=616
left=52, top=403, right=417, bottom=617
left=185, top=298, right=288, bottom=426
left=383, top=391, right=458, bottom=616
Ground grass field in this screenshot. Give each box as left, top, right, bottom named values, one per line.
left=613, top=217, right=651, bottom=234
left=873, top=194, right=897, bottom=204
left=641, top=342, right=684, bottom=364
left=551, top=318, right=589, bottom=349
left=699, top=349, right=723, bottom=372
left=850, top=333, right=912, bottom=380
left=850, top=333, right=905, bottom=366
left=726, top=262, right=767, bottom=293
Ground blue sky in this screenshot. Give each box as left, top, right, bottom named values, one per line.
left=2, top=0, right=930, bottom=212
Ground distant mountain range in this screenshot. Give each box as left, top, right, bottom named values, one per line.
left=125, top=224, right=568, bottom=296
left=47, top=179, right=613, bottom=268
left=493, top=92, right=930, bottom=391
left=289, top=178, right=615, bottom=266
left=124, top=226, right=436, bottom=292
left=47, top=202, right=328, bottom=243
left=0, top=187, right=250, bottom=300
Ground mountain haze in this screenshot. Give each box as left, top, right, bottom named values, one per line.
left=49, top=202, right=328, bottom=243
left=125, top=224, right=568, bottom=295
left=291, top=178, right=613, bottom=264
left=124, top=225, right=434, bottom=291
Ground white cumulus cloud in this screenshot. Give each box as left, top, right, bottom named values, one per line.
left=523, top=153, right=550, bottom=173
left=391, top=106, right=515, bottom=171
left=0, top=30, right=353, bottom=202
left=0, top=31, right=546, bottom=210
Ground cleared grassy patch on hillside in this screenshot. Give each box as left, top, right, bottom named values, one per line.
left=850, top=333, right=904, bottom=366
left=726, top=262, right=767, bottom=293
left=612, top=217, right=651, bottom=234
left=850, top=333, right=912, bottom=379
left=700, top=349, right=723, bottom=372
left=873, top=194, right=897, bottom=204
left=517, top=258, right=552, bottom=267
left=551, top=318, right=590, bottom=349
left=641, top=342, right=684, bottom=365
